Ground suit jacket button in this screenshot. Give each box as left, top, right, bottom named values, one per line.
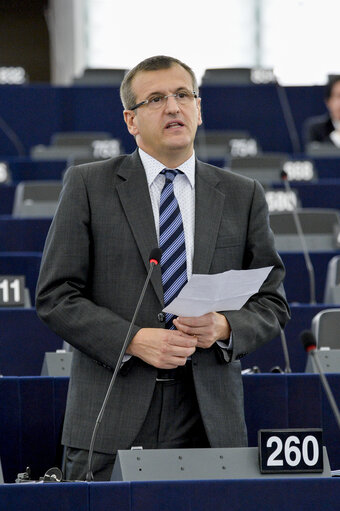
left=236, top=352, right=247, bottom=360
left=158, top=312, right=165, bottom=322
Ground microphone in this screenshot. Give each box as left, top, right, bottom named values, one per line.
left=85, top=247, right=162, bottom=482
left=301, top=330, right=340, bottom=431
left=281, top=170, right=316, bottom=304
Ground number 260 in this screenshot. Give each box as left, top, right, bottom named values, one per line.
left=267, top=435, right=319, bottom=467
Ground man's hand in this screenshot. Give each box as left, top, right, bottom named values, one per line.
left=127, top=328, right=198, bottom=369
left=173, top=312, right=231, bottom=349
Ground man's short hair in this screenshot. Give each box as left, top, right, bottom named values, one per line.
left=325, top=75, right=340, bottom=100
left=120, top=55, right=198, bottom=110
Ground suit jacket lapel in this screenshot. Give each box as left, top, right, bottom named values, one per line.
left=193, top=161, right=225, bottom=274
left=116, top=151, right=164, bottom=305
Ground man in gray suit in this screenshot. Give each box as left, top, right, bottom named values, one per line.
left=36, top=55, right=290, bottom=481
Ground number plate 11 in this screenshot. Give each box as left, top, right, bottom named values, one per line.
left=258, top=429, right=323, bottom=473
left=0, top=275, right=25, bottom=307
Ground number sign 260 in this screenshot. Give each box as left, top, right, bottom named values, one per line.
left=259, top=429, right=323, bottom=473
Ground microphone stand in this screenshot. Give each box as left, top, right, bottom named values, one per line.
left=85, top=252, right=161, bottom=481
left=276, top=84, right=301, bottom=154
left=0, top=114, right=25, bottom=156
left=302, top=331, right=340, bottom=431
left=280, top=328, right=291, bottom=373
left=281, top=171, right=316, bottom=304
left=309, top=349, right=340, bottom=430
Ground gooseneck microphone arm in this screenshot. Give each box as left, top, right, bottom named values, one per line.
left=281, top=170, right=316, bottom=304
left=301, top=330, right=340, bottom=431
left=275, top=84, right=301, bottom=154
left=0, top=114, right=25, bottom=156
left=280, top=328, right=291, bottom=373
left=85, top=248, right=162, bottom=482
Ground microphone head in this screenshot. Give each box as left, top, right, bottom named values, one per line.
left=280, top=169, right=288, bottom=180
left=270, top=365, right=284, bottom=373
left=300, top=330, right=317, bottom=352
left=149, top=248, right=162, bottom=265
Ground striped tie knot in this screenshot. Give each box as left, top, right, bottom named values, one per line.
left=161, top=168, right=180, bottom=182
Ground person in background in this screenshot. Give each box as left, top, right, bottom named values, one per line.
left=304, top=75, right=340, bottom=149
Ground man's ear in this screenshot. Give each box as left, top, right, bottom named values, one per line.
left=197, top=97, right=203, bottom=127
left=123, top=110, right=139, bottom=136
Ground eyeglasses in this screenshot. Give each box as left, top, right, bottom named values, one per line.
left=130, top=90, right=198, bottom=111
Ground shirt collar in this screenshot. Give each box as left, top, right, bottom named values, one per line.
left=332, top=119, right=340, bottom=131
left=138, top=148, right=195, bottom=189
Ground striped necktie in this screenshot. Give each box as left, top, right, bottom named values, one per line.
left=159, top=169, right=187, bottom=329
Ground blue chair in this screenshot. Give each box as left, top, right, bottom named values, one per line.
left=0, top=217, right=51, bottom=252
left=0, top=185, right=15, bottom=214
left=323, top=255, right=340, bottom=304
left=6, top=158, right=67, bottom=182
left=0, top=309, right=63, bottom=376
left=12, top=181, right=62, bottom=218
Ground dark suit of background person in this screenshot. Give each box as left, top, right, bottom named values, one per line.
left=35, top=56, right=290, bottom=481
left=304, top=113, right=336, bottom=145
left=304, top=76, right=340, bottom=148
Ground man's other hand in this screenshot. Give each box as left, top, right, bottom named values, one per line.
left=127, top=328, right=198, bottom=369
left=173, top=312, right=231, bottom=349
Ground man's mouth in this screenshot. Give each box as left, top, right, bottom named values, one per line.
left=165, top=121, right=184, bottom=129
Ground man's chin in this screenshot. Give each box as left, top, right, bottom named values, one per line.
left=164, top=137, right=194, bottom=152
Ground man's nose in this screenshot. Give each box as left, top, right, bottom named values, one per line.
left=164, top=95, right=180, bottom=114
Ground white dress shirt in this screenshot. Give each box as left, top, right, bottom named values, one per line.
left=330, top=119, right=340, bottom=147
left=139, top=148, right=195, bottom=279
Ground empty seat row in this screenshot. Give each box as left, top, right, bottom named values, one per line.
left=1, top=207, right=340, bottom=251
left=3, top=179, right=340, bottom=216
left=0, top=302, right=338, bottom=377
left=0, top=231, right=339, bottom=307
left=1, top=149, right=340, bottom=184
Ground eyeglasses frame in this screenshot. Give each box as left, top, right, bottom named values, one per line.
left=129, top=90, right=199, bottom=111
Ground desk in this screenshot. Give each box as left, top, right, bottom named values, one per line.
left=1, top=374, right=339, bottom=484
left=0, top=478, right=339, bottom=511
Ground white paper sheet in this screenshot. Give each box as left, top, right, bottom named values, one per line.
left=163, top=266, right=273, bottom=317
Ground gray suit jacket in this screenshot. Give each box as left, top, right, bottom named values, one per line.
left=36, top=150, right=289, bottom=454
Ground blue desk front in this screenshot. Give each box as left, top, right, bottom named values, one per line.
left=1, top=374, right=339, bottom=485
left=0, top=474, right=339, bottom=511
